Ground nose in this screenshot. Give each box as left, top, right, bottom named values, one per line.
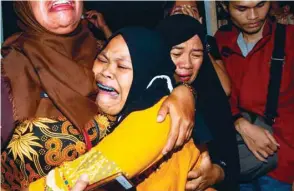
left=177, top=55, right=192, bottom=69
left=247, top=8, right=258, bottom=20
left=101, top=64, right=115, bottom=79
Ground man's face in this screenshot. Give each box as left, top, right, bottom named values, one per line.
left=227, top=1, right=271, bottom=34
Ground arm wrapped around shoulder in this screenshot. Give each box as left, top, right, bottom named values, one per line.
left=29, top=97, right=202, bottom=191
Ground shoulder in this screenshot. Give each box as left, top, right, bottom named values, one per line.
left=215, top=24, right=233, bottom=37
left=214, top=24, right=235, bottom=49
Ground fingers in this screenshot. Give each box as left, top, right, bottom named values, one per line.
left=71, top=174, right=89, bottom=191
left=175, top=121, right=187, bottom=147
left=265, top=146, right=274, bottom=156
left=186, top=178, right=201, bottom=191
left=258, top=149, right=269, bottom=159
left=265, top=130, right=280, bottom=148
left=87, top=18, right=95, bottom=24
left=252, top=150, right=267, bottom=162
left=186, top=127, right=193, bottom=141
left=162, top=117, right=179, bottom=155
left=243, top=137, right=267, bottom=162
left=186, top=177, right=206, bottom=191
left=176, top=117, right=193, bottom=146
left=258, top=130, right=279, bottom=156
left=86, top=10, right=98, bottom=18
left=157, top=101, right=169, bottom=123
left=185, top=181, right=199, bottom=191
left=187, top=170, right=201, bottom=179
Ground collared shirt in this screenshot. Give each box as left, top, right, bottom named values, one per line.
left=237, top=33, right=257, bottom=57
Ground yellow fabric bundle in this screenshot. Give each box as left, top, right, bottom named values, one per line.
left=137, top=139, right=202, bottom=191
left=29, top=97, right=202, bottom=191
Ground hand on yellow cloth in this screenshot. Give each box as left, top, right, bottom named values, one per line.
left=70, top=174, right=107, bottom=191
left=185, top=148, right=224, bottom=191
left=71, top=174, right=89, bottom=191
left=157, top=85, right=195, bottom=155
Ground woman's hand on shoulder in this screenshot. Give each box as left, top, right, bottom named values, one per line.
left=157, top=85, right=195, bottom=155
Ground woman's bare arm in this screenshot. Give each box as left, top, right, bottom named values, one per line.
left=208, top=54, right=231, bottom=96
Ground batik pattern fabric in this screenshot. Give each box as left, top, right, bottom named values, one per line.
left=1, top=114, right=111, bottom=191
left=28, top=98, right=202, bottom=191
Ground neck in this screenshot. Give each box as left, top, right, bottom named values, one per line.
left=242, top=22, right=266, bottom=44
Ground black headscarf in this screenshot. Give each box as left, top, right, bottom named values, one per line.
left=156, top=14, right=215, bottom=95
left=102, top=27, right=176, bottom=123
left=156, top=14, right=205, bottom=49
left=156, top=14, right=213, bottom=144
left=156, top=14, right=240, bottom=190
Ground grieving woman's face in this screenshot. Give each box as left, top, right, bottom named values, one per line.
left=93, top=35, right=133, bottom=116
left=30, top=0, right=83, bottom=34
left=170, top=35, right=203, bottom=84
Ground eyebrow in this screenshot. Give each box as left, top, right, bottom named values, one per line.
left=192, top=48, right=203, bottom=52
left=97, top=52, right=108, bottom=60
left=172, top=46, right=184, bottom=50
left=115, top=56, right=132, bottom=63
left=98, top=52, right=131, bottom=62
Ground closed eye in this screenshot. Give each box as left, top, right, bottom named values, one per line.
left=118, top=64, right=131, bottom=70
left=237, top=7, right=247, bottom=12
left=171, top=53, right=182, bottom=58
left=191, top=54, right=202, bottom=59
left=97, top=56, right=107, bottom=63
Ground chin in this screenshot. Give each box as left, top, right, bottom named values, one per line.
left=244, top=28, right=262, bottom=34
left=47, top=11, right=81, bottom=33
left=95, top=97, right=122, bottom=116
left=47, top=21, right=79, bottom=34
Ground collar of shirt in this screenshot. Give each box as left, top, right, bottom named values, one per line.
left=221, top=18, right=275, bottom=57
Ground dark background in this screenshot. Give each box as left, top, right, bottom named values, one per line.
left=1, top=1, right=206, bottom=41
left=2, top=1, right=166, bottom=40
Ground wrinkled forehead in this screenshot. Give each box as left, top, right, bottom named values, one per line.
left=100, top=35, right=131, bottom=62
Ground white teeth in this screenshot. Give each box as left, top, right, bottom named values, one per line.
left=53, top=0, right=71, bottom=6
left=97, top=83, right=116, bottom=92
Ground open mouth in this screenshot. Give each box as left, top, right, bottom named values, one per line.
left=97, top=83, right=119, bottom=95
left=50, top=0, right=74, bottom=11
left=176, top=73, right=192, bottom=82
